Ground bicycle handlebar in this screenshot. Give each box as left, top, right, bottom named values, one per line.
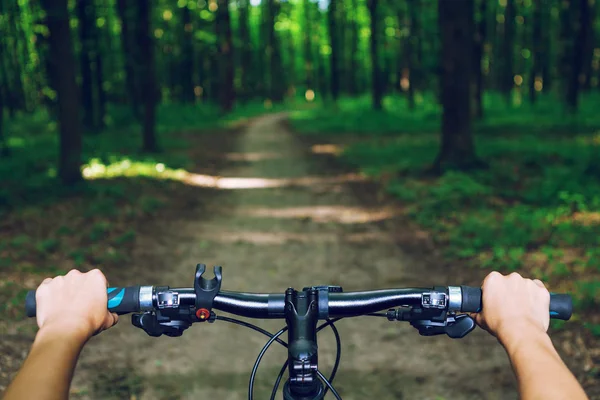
left=24, top=285, right=573, bottom=320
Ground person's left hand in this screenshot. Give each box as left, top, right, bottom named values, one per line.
left=35, top=269, right=118, bottom=341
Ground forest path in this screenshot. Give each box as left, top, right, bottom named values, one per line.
left=72, top=114, right=516, bottom=400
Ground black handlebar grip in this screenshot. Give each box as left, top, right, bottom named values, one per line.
left=459, top=286, right=573, bottom=320
left=549, top=293, right=572, bottom=321
left=25, top=290, right=37, bottom=318
left=107, top=286, right=141, bottom=314
left=24, top=286, right=142, bottom=318
left=460, top=286, right=482, bottom=313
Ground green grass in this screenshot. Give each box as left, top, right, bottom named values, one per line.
left=0, top=101, right=284, bottom=210
left=0, top=100, right=284, bottom=320
left=291, top=93, right=600, bottom=322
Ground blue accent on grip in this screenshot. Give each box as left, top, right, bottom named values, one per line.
left=550, top=311, right=558, bottom=316
left=107, top=289, right=125, bottom=308
left=107, top=287, right=117, bottom=294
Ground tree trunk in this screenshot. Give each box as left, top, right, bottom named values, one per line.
left=502, top=0, right=515, bottom=104
left=238, top=0, right=253, bottom=102
left=92, top=0, right=106, bottom=129
left=434, top=0, right=480, bottom=172
left=0, top=78, right=7, bottom=156
left=40, top=0, right=83, bottom=185
left=303, top=0, right=313, bottom=91
left=348, top=0, right=359, bottom=95
left=216, top=0, right=235, bottom=111
left=529, top=0, right=541, bottom=104
left=563, top=0, right=586, bottom=112
left=77, top=1, right=94, bottom=131
left=180, top=5, right=196, bottom=103
left=116, top=0, right=141, bottom=119
left=328, top=0, right=340, bottom=101
left=367, top=0, right=383, bottom=110
left=137, top=0, right=157, bottom=152
left=580, top=0, right=594, bottom=91
left=541, top=4, right=553, bottom=92
left=473, top=0, right=486, bottom=118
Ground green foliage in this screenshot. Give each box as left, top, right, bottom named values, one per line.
left=292, top=94, right=600, bottom=311
left=113, top=229, right=137, bottom=246
left=35, top=238, right=60, bottom=254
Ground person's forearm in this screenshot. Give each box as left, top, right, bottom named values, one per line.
left=3, top=326, right=87, bottom=400
left=502, top=324, right=588, bottom=400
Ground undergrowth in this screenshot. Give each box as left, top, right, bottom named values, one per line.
left=291, top=93, right=600, bottom=334
left=0, top=101, right=277, bottom=320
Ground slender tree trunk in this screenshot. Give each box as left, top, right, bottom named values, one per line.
left=328, top=0, right=340, bottom=101
left=238, top=0, right=253, bottom=102
left=180, top=5, right=196, bottom=103
left=348, top=0, right=359, bottom=95
left=137, top=0, right=157, bottom=151
left=563, top=0, right=586, bottom=112
left=502, top=0, right=515, bottom=104
left=0, top=79, right=7, bottom=156
left=116, top=0, right=141, bottom=119
left=541, top=3, right=552, bottom=91
left=367, top=0, right=383, bottom=110
left=473, top=0, right=486, bottom=118
left=435, top=0, right=480, bottom=172
left=40, top=0, right=83, bottom=185
left=77, top=1, right=95, bottom=131
left=530, top=0, right=541, bottom=104
left=303, top=0, right=313, bottom=91
left=92, top=0, right=106, bottom=129
left=216, top=0, right=235, bottom=111
left=581, top=0, right=594, bottom=91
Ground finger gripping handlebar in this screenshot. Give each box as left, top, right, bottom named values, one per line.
left=25, top=286, right=142, bottom=318
left=458, top=287, right=572, bottom=321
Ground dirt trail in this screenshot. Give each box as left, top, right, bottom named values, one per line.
left=70, top=114, right=516, bottom=399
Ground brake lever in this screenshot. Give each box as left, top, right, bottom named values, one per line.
left=132, top=311, right=198, bottom=337
left=387, top=308, right=476, bottom=339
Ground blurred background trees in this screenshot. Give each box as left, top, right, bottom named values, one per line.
left=0, top=0, right=599, bottom=182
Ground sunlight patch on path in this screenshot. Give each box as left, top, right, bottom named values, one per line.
left=223, top=152, right=282, bottom=162
left=206, top=230, right=394, bottom=245
left=237, top=205, right=401, bottom=224
left=181, top=172, right=365, bottom=189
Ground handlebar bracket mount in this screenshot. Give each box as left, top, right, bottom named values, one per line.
left=194, top=264, right=222, bottom=315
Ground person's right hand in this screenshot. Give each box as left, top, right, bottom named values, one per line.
left=35, top=269, right=118, bottom=342
left=472, top=271, right=550, bottom=346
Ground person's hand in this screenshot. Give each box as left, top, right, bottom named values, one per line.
left=35, top=269, right=118, bottom=342
left=472, top=271, right=550, bottom=346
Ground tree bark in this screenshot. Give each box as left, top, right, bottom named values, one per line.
left=580, top=0, right=595, bottom=91
left=367, top=0, right=383, bottom=110
left=136, top=0, right=157, bottom=152
left=348, top=0, right=359, bottom=95
left=563, top=0, right=587, bottom=112
left=434, top=0, right=480, bottom=172
left=328, top=0, right=340, bottom=101
left=77, top=1, right=94, bottom=131
left=180, top=5, right=196, bottom=103
left=303, top=0, right=313, bottom=91
left=530, top=0, right=541, bottom=104
left=216, top=0, right=235, bottom=111
left=40, top=0, right=83, bottom=185
left=238, top=0, right=253, bottom=102
left=473, top=0, right=486, bottom=118
left=502, top=0, right=515, bottom=104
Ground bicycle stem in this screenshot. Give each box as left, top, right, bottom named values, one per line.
left=283, top=287, right=325, bottom=400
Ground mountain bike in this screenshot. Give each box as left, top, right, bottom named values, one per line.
left=25, top=264, right=573, bottom=400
